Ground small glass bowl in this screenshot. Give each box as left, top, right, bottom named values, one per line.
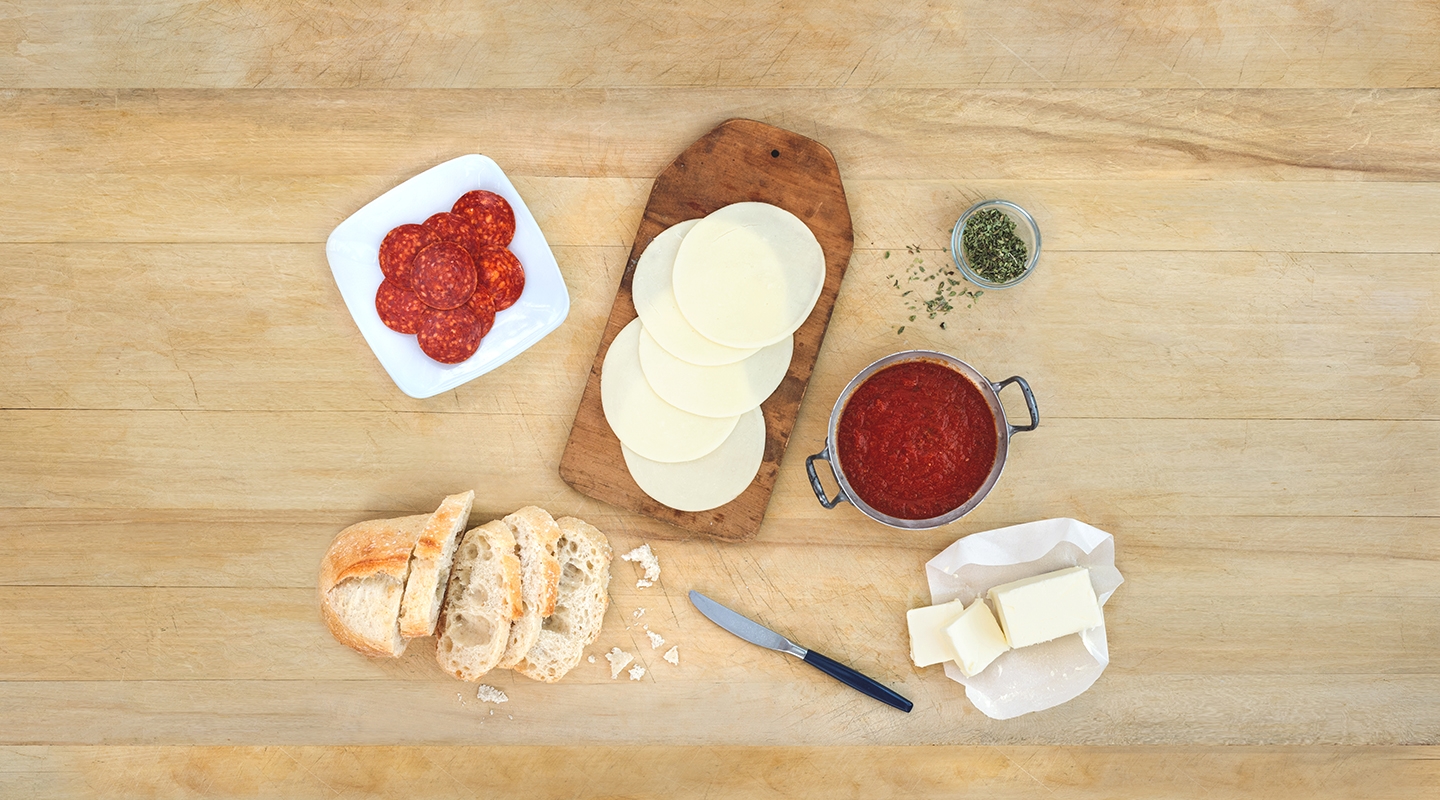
left=951, top=199, right=1041, bottom=289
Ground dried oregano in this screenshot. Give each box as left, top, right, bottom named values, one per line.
left=960, top=208, right=1028, bottom=283
left=885, top=245, right=982, bottom=334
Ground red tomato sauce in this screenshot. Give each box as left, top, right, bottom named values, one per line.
left=836, top=360, right=998, bottom=520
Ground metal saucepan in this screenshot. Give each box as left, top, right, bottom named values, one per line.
left=805, top=350, right=1038, bottom=530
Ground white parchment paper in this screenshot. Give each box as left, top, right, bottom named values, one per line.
left=925, top=518, right=1124, bottom=720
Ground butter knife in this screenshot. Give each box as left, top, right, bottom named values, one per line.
left=689, top=590, right=913, bottom=713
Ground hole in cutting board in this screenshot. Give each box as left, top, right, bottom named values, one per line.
left=771, top=149, right=780, bottom=158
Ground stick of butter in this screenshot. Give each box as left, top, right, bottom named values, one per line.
left=944, top=600, right=1011, bottom=677
left=988, top=566, right=1104, bottom=649
left=905, top=599, right=967, bottom=667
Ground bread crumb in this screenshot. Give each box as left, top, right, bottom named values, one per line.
left=507, top=715, right=513, bottom=720
left=663, top=646, right=680, bottom=665
left=621, top=544, right=661, bottom=588
left=646, top=629, right=665, bottom=649
left=587, top=655, right=596, bottom=664
left=606, top=647, right=634, bottom=679
left=628, top=664, right=647, bottom=680
left=476, top=685, right=509, bottom=705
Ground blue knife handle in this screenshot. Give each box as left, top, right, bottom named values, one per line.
left=802, top=649, right=914, bottom=713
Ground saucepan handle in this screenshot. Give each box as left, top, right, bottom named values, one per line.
left=992, top=376, right=1039, bottom=433
left=805, top=446, right=850, bottom=509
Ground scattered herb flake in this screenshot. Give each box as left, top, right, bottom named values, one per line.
left=883, top=244, right=985, bottom=334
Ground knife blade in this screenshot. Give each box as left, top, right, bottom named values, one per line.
left=689, top=590, right=913, bottom=713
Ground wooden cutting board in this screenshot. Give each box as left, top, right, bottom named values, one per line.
left=559, top=118, right=854, bottom=542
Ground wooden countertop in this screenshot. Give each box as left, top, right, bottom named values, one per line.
left=2, top=2, right=1437, bottom=797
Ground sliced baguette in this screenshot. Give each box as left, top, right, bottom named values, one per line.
left=495, top=505, right=563, bottom=668
left=398, top=490, right=475, bottom=639
left=435, top=521, right=523, bottom=682
left=513, top=516, right=613, bottom=683
left=318, top=514, right=429, bottom=658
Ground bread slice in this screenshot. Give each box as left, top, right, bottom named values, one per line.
left=435, top=520, right=523, bottom=681
left=513, top=516, right=613, bottom=683
left=398, top=490, right=475, bottom=639
left=495, top=506, right=563, bottom=668
left=318, top=514, right=429, bottom=658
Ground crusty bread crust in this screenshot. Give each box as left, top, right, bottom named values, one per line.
left=513, top=516, right=612, bottom=683
left=318, top=514, right=428, bottom=658
left=320, top=504, right=609, bottom=680
left=398, top=490, right=475, bottom=639
left=495, top=506, right=563, bottom=668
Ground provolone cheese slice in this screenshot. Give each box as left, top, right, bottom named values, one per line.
left=632, top=219, right=759, bottom=366
left=622, top=406, right=766, bottom=512
left=671, top=202, right=825, bottom=348
left=601, top=319, right=739, bottom=463
left=637, top=326, right=793, bottom=418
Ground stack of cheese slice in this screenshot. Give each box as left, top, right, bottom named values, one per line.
left=603, top=202, right=826, bottom=512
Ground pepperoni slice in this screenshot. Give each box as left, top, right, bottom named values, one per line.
left=411, top=242, right=476, bottom=310
left=473, top=245, right=526, bottom=311
left=374, top=280, right=429, bottom=334
left=418, top=306, right=483, bottom=364
left=452, top=190, right=516, bottom=247
left=466, top=285, right=497, bottom=339
left=379, top=224, right=438, bottom=288
left=423, top=211, right=488, bottom=260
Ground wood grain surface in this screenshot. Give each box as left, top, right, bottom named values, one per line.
left=2, top=1, right=1438, bottom=797
left=2, top=746, right=1436, bottom=799
left=559, top=118, right=853, bottom=541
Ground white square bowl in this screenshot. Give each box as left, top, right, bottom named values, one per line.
left=326, top=154, right=569, bottom=399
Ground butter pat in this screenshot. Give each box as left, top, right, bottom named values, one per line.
left=906, top=599, right=968, bottom=667
left=988, top=566, right=1104, bottom=649
left=944, top=600, right=1011, bottom=677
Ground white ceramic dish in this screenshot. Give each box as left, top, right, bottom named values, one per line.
left=326, top=154, right=569, bottom=399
